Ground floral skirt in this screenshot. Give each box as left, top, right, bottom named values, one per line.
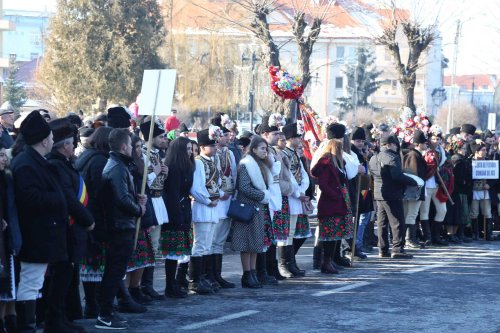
left=159, top=228, right=193, bottom=261
left=262, top=204, right=273, bottom=248
left=80, top=241, right=107, bottom=282
left=271, top=196, right=291, bottom=242
left=294, top=214, right=312, bottom=239
left=318, top=185, right=353, bottom=241
left=127, top=229, right=155, bottom=273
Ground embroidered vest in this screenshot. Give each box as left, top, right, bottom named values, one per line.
left=283, top=147, right=302, bottom=185
left=269, top=147, right=280, bottom=184
left=216, top=147, right=234, bottom=194
left=197, top=155, right=221, bottom=200
left=144, top=147, right=166, bottom=193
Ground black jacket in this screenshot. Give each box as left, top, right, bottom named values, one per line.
left=369, top=148, right=418, bottom=201
left=101, top=152, right=142, bottom=231
left=0, top=170, right=21, bottom=255
left=76, top=148, right=109, bottom=241
left=403, top=148, right=427, bottom=201
left=163, top=164, right=193, bottom=232
left=11, top=146, right=69, bottom=263
left=47, top=151, right=94, bottom=262
left=351, top=145, right=374, bottom=213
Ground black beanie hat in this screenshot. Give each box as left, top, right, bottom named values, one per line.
left=140, top=120, right=165, bottom=140
left=282, top=123, right=301, bottom=140
left=259, top=115, right=279, bottom=133
left=380, top=134, right=399, bottom=146
left=326, top=123, right=346, bottom=140
left=449, top=127, right=460, bottom=135
left=20, top=111, right=52, bottom=145
left=50, top=118, right=76, bottom=145
left=197, top=129, right=216, bottom=146
left=460, top=123, right=476, bottom=135
left=413, top=129, right=428, bottom=144
left=237, top=137, right=251, bottom=148
left=107, top=106, right=131, bottom=129
left=351, top=127, right=366, bottom=141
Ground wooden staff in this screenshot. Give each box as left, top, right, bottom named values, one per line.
left=483, top=189, right=487, bottom=240
left=434, top=157, right=455, bottom=205
left=134, top=71, right=162, bottom=250
left=350, top=174, right=362, bottom=267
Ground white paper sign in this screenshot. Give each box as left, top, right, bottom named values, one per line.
left=487, top=113, right=496, bottom=131
left=472, top=160, right=499, bottom=179
left=138, top=69, right=176, bottom=116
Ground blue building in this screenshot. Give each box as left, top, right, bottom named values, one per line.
left=3, top=9, right=52, bottom=62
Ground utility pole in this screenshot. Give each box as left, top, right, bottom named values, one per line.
left=243, top=51, right=257, bottom=132
left=471, top=76, right=475, bottom=104
left=446, top=20, right=461, bottom=132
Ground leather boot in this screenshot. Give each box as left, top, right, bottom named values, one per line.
left=117, top=281, right=147, bottom=313
left=256, top=253, right=278, bottom=285
left=4, top=314, right=16, bottom=333
left=203, top=255, right=220, bottom=292
left=241, top=271, right=260, bottom=289
left=405, top=225, right=425, bottom=249
left=420, top=220, right=432, bottom=246
left=472, top=218, right=480, bottom=240
left=165, top=259, right=187, bottom=298
left=486, top=218, right=494, bottom=241
left=286, top=246, right=305, bottom=277
left=277, top=246, right=293, bottom=278
left=213, top=254, right=236, bottom=288
left=16, top=301, right=37, bottom=333
left=431, top=222, right=448, bottom=246
left=176, top=262, right=189, bottom=289
left=82, top=282, right=99, bottom=319
left=266, top=245, right=285, bottom=280
left=249, top=270, right=262, bottom=288
left=333, top=240, right=351, bottom=267
left=128, top=287, right=152, bottom=305
left=321, top=242, right=338, bottom=274
left=188, top=256, right=213, bottom=295
left=313, top=243, right=323, bottom=270
left=458, top=224, right=472, bottom=243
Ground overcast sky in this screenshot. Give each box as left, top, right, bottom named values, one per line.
left=3, top=0, right=499, bottom=75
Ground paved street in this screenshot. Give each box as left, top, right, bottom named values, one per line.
left=78, top=231, right=500, bottom=333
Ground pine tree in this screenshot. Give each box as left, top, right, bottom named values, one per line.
left=38, top=0, right=166, bottom=113
left=3, top=62, right=28, bottom=111
left=336, top=46, right=383, bottom=111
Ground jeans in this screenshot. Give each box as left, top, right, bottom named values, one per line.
left=98, top=230, right=135, bottom=317
left=376, top=200, right=405, bottom=254
left=356, top=212, right=371, bottom=248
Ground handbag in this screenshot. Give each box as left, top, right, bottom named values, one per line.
left=227, top=198, right=256, bottom=224
left=301, top=200, right=314, bottom=215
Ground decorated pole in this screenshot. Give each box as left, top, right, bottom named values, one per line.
left=350, top=174, right=362, bottom=267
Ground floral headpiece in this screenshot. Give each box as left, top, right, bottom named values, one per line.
left=221, top=114, right=234, bottom=130
left=429, top=124, right=443, bottom=137
left=208, top=125, right=223, bottom=141
left=268, top=113, right=286, bottom=128
left=297, top=120, right=305, bottom=136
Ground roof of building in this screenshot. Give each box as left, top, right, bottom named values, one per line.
left=443, top=74, right=499, bottom=91
left=2, top=57, right=41, bottom=86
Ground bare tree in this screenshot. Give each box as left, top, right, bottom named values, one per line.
left=434, top=102, right=480, bottom=129
left=376, top=5, right=436, bottom=115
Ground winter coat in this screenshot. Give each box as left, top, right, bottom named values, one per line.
left=48, top=151, right=94, bottom=262
left=311, top=156, right=348, bottom=218
left=0, top=170, right=21, bottom=255
left=11, top=146, right=69, bottom=263
left=101, top=152, right=142, bottom=231
left=164, top=164, right=193, bottom=232
left=351, top=145, right=374, bottom=213
left=369, top=148, right=418, bottom=201
left=403, top=148, right=427, bottom=201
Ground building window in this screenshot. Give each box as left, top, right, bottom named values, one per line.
left=336, top=46, right=344, bottom=62
left=335, top=77, right=343, bottom=89
left=347, top=47, right=356, bottom=64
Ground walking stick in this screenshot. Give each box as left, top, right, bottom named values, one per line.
left=350, top=174, right=362, bottom=267
left=483, top=189, right=487, bottom=240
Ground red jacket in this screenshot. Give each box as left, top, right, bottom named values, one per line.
left=311, top=156, right=348, bottom=218
left=164, top=116, right=180, bottom=132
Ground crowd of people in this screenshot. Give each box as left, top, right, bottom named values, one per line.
left=0, top=103, right=498, bottom=332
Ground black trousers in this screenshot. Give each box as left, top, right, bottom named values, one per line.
left=46, top=261, right=74, bottom=326
left=376, top=200, right=405, bottom=254
left=98, top=230, right=135, bottom=317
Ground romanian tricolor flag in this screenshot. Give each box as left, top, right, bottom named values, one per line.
left=69, top=176, right=89, bottom=226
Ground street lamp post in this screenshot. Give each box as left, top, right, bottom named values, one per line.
left=242, top=51, right=258, bottom=132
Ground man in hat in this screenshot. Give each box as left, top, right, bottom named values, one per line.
left=164, top=109, right=181, bottom=132
left=206, top=115, right=237, bottom=289
left=460, top=123, right=476, bottom=142
left=189, top=126, right=224, bottom=294
left=107, top=106, right=131, bottom=129
left=139, top=119, right=169, bottom=300
left=178, top=123, right=190, bottom=138
left=369, top=134, right=417, bottom=259
left=279, top=122, right=309, bottom=277
left=0, top=104, right=15, bottom=148
left=11, top=112, right=73, bottom=332
left=47, top=118, right=95, bottom=331
left=96, top=129, right=147, bottom=330
left=402, top=130, right=428, bottom=248
left=76, top=127, right=94, bottom=157
left=350, top=127, right=373, bottom=257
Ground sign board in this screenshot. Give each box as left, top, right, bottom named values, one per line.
left=487, top=113, right=496, bottom=131
left=472, top=160, right=499, bottom=179
left=138, top=69, right=176, bottom=116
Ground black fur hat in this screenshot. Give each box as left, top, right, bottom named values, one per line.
left=326, top=123, right=346, bottom=140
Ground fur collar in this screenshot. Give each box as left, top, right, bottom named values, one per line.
left=240, top=154, right=272, bottom=191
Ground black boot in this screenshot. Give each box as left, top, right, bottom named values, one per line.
left=293, top=238, right=306, bottom=255
left=0, top=318, right=5, bottom=333
left=165, top=259, right=188, bottom=298
left=213, top=254, right=236, bottom=288
left=256, top=253, right=278, bottom=285
left=266, top=245, right=285, bottom=280
left=458, top=224, right=472, bottom=243
left=277, top=246, right=293, bottom=278
left=486, top=218, right=494, bottom=241
left=16, top=300, right=37, bottom=333
left=321, top=242, right=339, bottom=274
left=420, top=220, right=432, bottom=246
left=188, top=256, right=213, bottom=295
left=472, top=218, right=480, bottom=240
left=286, top=246, right=305, bottom=277
left=82, top=282, right=100, bottom=319
left=203, top=255, right=220, bottom=292
left=241, top=271, right=260, bottom=289
left=313, top=242, right=323, bottom=270
left=333, top=240, right=351, bottom=267
left=431, top=222, right=448, bottom=246
left=405, top=225, right=425, bottom=249
left=176, top=262, right=189, bottom=289
left=128, top=287, right=153, bottom=305
left=117, top=281, right=147, bottom=313
left=4, top=314, right=17, bottom=333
